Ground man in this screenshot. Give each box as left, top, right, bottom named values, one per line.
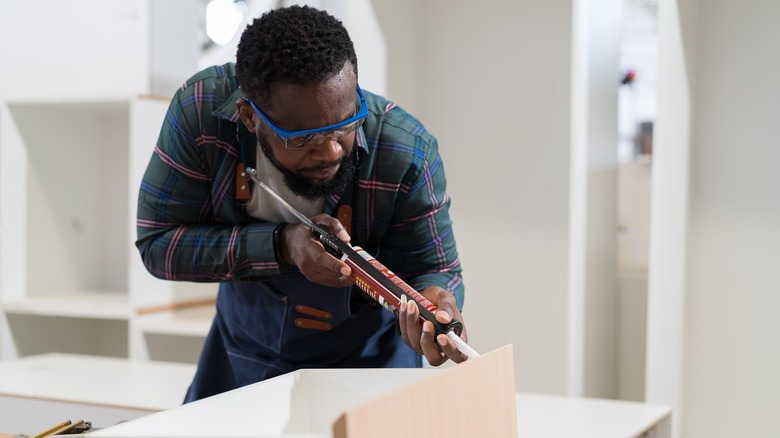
left=136, top=5, right=467, bottom=402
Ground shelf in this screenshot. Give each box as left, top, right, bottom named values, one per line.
left=138, top=305, right=215, bottom=338
left=5, top=99, right=130, bottom=111
left=1, top=101, right=133, bottom=298
left=1, top=292, right=130, bottom=320
left=0, top=95, right=204, bottom=362
left=0, top=353, right=195, bottom=412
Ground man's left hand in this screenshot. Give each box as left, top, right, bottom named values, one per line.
left=398, top=286, right=469, bottom=366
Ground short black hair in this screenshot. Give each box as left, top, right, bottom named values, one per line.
left=236, top=5, right=358, bottom=104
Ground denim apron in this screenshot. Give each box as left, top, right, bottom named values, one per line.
left=184, top=179, right=421, bottom=402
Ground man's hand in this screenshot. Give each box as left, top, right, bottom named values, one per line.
left=279, top=214, right=353, bottom=288
left=399, top=286, right=469, bottom=365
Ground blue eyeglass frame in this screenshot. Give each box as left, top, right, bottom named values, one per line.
left=244, top=86, right=368, bottom=141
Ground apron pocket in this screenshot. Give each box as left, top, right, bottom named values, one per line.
left=223, top=281, right=289, bottom=355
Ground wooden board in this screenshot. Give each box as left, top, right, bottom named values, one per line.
left=333, top=344, right=517, bottom=438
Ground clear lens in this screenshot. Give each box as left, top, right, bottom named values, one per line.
left=283, top=118, right=365, bottom=149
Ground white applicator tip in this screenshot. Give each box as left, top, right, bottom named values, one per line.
left=446, top=331, right=480, bottom=359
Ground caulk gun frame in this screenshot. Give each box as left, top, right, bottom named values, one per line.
left=242, top=166, right=474, bottom=355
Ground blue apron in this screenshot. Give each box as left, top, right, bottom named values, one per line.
left=184, top=277, right=420, bottom=402
left=184, top=170, right=421, bottom=402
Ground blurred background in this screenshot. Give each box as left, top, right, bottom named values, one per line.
left=0, top=1, right=778, bottom=437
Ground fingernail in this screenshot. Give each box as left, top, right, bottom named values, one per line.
left=437, top=334, right=448, bottom=346
left=436, top=309, right=451, bottom=321
left=340, top=267, right=350, bottom=276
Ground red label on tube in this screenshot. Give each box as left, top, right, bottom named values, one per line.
left=351, top=247, right=438, bottom=314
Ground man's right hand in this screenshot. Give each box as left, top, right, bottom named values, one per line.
left=279, top=214, right=353, bottom=288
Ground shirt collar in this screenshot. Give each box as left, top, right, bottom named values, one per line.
left=214, top=86, right=245, bottom=123
left=353, top=119, right=369, bottom=153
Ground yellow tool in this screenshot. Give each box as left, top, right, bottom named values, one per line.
left=29, top=420, right=90, bottom=438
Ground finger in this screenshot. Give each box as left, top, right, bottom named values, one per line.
left=404, top=299, right=423, bottom=353
left=335, top=227, right=350, bottom=243
left=432, top=293, right=457, bottom=324
left=431, top=292, right=469, bottom=343
left=398, top=297, right=410, bottom=347
left=303, top=261, right=353, bottom=288
left=312, top=215, right=351, bottom=243
left=420, top=321, right=447, bottom=366
left=436, top=333, right=469, bottom=364
left=435, top=306, right=452, bottom=324
left=301, top=269, right=353, bottom=288
left=314, top=251, right=351, bottom=278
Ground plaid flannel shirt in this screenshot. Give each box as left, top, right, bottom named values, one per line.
left=136, top=63, right=464, bottom=307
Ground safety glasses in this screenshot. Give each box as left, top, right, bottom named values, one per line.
left=244, top=86, right=367, bottom=149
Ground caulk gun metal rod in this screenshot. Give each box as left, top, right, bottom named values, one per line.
left=244, top=167, right=330, bottom=235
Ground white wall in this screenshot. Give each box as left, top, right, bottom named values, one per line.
left=683, top=0, right=780, bottom=436
left=150, top=0, right=201, bottom=96
left=415, top=0, right=574, bottom=394
left=201, top=0, right=388, bottom=97
left=0, top=0, right=150, bottom=101
left=375, top=0, right=621, bottom=396
left=650, top=0, right=780, bottom=436
left=370, top=0, right=419, bottom=114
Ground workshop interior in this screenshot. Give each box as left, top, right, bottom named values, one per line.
left=0, top=0, right=777, bottom=437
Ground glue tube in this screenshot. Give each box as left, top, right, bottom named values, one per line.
left=341, top=247, right=480, bottom=359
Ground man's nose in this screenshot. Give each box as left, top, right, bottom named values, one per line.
left=310, top=136, right=343, bottom=162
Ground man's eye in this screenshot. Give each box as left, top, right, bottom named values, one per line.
left=294, top=135, right=315, bottom=147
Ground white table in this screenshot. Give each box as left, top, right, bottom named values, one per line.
left=0, top=354, right=195, bottom=433
left=89, top=392, right=670, bottom=438
left=516, top=393, right=671, bottom=437
left=0, top=354, right=670, bottom=437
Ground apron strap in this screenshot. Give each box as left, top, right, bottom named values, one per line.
left=335, top=150, right=358, bottom=235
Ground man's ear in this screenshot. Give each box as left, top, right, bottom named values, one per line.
left=236, top=99, right=257, bottom=132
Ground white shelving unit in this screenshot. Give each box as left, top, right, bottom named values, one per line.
left=0, top=97, right=217, bottom=362
left=0, top=0, right=216, bottom=364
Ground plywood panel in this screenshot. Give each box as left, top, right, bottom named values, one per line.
left=333, top=344, right=516, bottom=438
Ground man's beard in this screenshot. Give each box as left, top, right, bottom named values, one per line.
left=258, top=137, right=356, bottom=201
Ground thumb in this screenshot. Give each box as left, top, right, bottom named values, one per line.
left=435, top=305, right=453, bottom=324
left=336, top=228, right=350, bottom=243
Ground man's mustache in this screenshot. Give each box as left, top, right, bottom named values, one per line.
left=301, top=157, right=343, bottom=173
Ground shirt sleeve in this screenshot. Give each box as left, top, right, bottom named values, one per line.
left=380, top=134, right=465, bottom=310
left=135, top=84, right=282, bottom=282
